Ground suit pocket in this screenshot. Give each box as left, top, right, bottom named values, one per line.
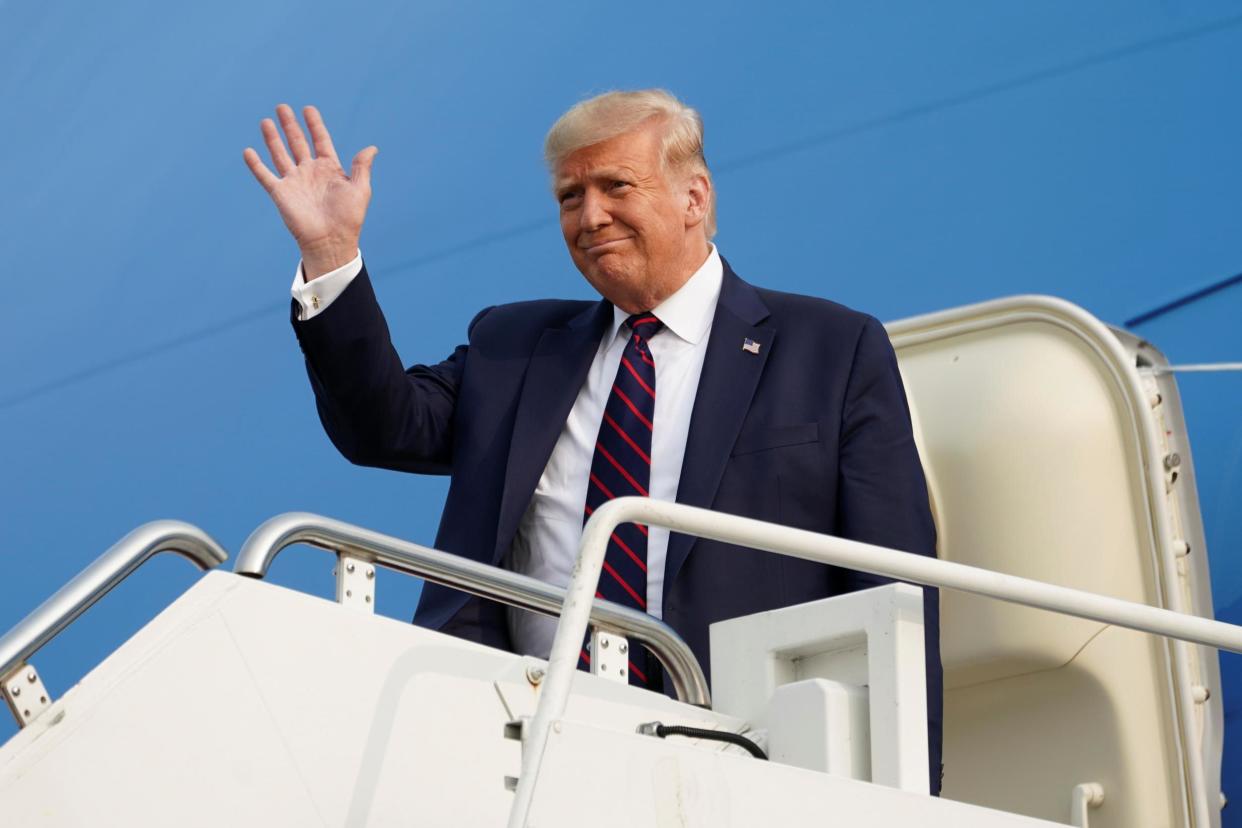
left=730, top=422, right=820, bottom=457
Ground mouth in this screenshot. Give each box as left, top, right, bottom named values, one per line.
left=580, top=237, right=632, bottom=255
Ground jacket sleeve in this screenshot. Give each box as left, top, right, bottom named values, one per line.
left=835, top=314, right=944, bottom=795
left=291, top=263, right=490, bottom=475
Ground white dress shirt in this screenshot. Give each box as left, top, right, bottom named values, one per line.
left=292, top=247, right=724, bottom=658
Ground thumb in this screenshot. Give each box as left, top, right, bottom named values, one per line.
left=351, top=146, right=379, bottom=188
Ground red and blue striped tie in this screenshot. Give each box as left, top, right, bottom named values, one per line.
left=580, top=313, right=662, bottom=686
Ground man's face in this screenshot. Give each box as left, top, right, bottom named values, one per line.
left=555, top=121, right=704, bottom=313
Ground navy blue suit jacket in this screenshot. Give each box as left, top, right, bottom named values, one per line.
left=293, top=258, right=942, bottom=792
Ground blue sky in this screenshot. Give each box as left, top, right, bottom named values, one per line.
left=2, top=0, right=1240, bottom=815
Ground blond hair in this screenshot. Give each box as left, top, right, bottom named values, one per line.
left=544, top=89, right=716, bottom=238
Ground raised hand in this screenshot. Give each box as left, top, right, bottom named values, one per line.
left=243, top=104, right=378, bottom=280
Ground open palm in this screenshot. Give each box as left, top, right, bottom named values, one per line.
left=243, top=104, right=378, bottom=279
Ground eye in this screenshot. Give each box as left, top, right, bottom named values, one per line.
left=558, top=189, right=581, bottom=207
left=609, top=179, right=631, bottom=192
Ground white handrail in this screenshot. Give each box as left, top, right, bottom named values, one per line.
left=507, top=497, right=1242, bottom=827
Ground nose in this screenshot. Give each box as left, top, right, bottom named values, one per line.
left=579, top=188, right=611, bottom=232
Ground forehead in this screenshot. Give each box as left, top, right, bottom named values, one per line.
left=554, top=123, right=664, bottom=185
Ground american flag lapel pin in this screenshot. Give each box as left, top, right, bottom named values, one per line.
left=742, top=337, right=762, bottom=354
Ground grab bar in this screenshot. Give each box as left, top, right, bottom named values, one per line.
left=232, top=512, right=710, bottom=707
left=508, top=496, right=1242, bottom=827
left=0, top=521, right=228, bottom=726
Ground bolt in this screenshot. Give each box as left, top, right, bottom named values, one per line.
left=366, top=568, right=375, bottom=579
left=346, top=561, right=356, bottom=573
left=1164, top=453, right=1181, bottom=471
left=619, top=642, right=628, bottom=654
left=10, top=686, right=19, bottom=697
left=526, top=665, right=545, bottom=686
left=26, top=670, right=36, bottom=683
left=601, top=639, right=609, bottom=649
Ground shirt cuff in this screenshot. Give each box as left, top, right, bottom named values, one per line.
left=290, top=249, right=363, bottom=320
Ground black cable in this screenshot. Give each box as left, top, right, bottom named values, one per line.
left=1124, top=270, right=1242, bottom=327
left=652, top=723, right=768, bottom=760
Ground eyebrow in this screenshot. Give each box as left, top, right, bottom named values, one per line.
left=554, top=166, right=636, bottom=194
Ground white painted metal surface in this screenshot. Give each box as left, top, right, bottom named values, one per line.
left=0, top=571, right=737, bottom=826
left=527, top=719, right=1065, bottom=827
left=710, top=584, right=929, bottom=793
left=511, top=494, right=1242, bottom=828
left=755, top=679, right=870, bottom=780
left=891, top=296, right=1223, bottom=827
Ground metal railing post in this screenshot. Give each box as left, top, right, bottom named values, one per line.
left=232, top=512, right=710, bottom=707
left=0, top=521, right=228, bottom=727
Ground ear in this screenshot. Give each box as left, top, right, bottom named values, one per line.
left=683, top=172, right=711, bottom=229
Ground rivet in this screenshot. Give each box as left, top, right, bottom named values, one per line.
left=10, top=686, right=19, bottom=697
left=346, top=589, right=353, bottom=598
left=619, top=642, right=628, bottom=654
left=365, top=595, right=372, bottom=603
left=525, top=665, right=546, bottom=686
left=366, top=568, right=375, bottom=579
left=601, top=639, right=609, bottom=649
left=26, top=670, right=36, bottom=683
left=39, top=696, right=47, bottom=704
left=1164, top=453, right=1181, bottom=471
left=346, top=562, right=356, bottom=573
left=553, top=721, right=562, bottom=734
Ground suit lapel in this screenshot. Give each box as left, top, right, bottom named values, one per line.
left=493, top=300, right=612, bottom=563
left=666, top=262, right=773, bottom=587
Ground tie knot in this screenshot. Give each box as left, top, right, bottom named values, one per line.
left=626, top=313, right=663, bottom=340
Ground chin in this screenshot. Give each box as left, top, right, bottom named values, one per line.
left=584, top=262, right=639, bottom=300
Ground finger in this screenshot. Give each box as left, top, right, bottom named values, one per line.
left=350, top=146, right=379, bottom=189
left=242, top=147, right=280, bottom=192
left=260, top=118, right=295, bottom=176
left=277, top=103, right=313, bottom=164
left=303, top=105, right=341, bottom=166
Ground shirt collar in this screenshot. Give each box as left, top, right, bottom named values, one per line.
left=608, top=245, right=724, bottom=345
